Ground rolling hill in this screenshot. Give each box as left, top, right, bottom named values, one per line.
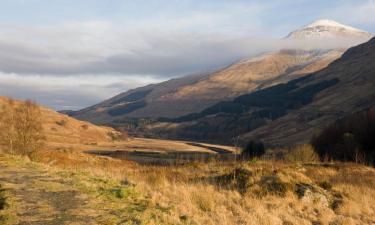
left=0, top=96, right=119, bottom=146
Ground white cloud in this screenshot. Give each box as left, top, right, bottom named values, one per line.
left=0, top=72, right=161, bottom=109
left=0, top=1, right=268, bottom=77
left=0, top=21, right=367, bottom=77
left=0, top=0, right=373, bottom=110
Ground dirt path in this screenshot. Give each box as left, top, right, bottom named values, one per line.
left=0, top=161, right=99, bottom=225
left=0, top=155, right=169, bottom=225
left=0, top=154, right=137, bottom=225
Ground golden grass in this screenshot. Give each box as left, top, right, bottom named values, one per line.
left=0, top=96, right=119, bottom=146
left=3, top=97, right=372, bottom=223
left=18, top=148, right=374, bottom=225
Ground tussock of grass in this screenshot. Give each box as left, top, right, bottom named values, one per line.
left=258, top=175, right=288, bottom=197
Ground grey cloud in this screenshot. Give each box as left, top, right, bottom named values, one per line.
left=0, top=19, right=371, bottom=78
left=80, top=36, right=370, bottom=76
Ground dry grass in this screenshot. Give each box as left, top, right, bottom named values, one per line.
left=284, top=144, right=320, bottom=163
left=0, top=96, right=119, bottom=146
left=19, top=148, right=375, bottom=225
left=2, top=96, right=372, bottom=224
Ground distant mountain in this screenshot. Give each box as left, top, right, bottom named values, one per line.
left=71, top=71, right=213, bottom=123
left=145, top=37, right=375, bottom=145
left=70, top=20, right=372, bottom=128
left=286, top=19, right=373, bottom=39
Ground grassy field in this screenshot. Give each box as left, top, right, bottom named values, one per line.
left=48, top=137, right=237, bottom=153
left=48, top=137, right=238, bottom=165
left=1, top=144, right=374, bottom=225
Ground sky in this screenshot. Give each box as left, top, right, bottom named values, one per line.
left=0, top=0, right=374, bottom=110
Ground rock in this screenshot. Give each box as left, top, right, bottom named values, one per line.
left=295, top=183, right=344, bottom=210
left=295, top=183, right=329, bottom=207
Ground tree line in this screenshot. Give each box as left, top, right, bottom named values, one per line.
left=312, top=107, right=375, bottom=165
left=241, top=106, right=375, bottom=166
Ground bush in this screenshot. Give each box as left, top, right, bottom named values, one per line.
left=241, top=140, right=265, bottom=159
left=284, top=144, right=320, bottom=163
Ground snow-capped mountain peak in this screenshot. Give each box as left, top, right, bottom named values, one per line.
left=286, top=19, right=373, bottom=39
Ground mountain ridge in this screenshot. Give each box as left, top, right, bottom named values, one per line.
left=146, top=37, right=375, bottom=145
left=69, top=20, right=373, bottom=131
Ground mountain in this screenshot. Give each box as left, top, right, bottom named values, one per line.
left=0, top=96, right=119, bottom=145
left=70, top=20, right=372, bottom=127
left=286, top=19, right=373, bottom=39
left=71, top=71, right=213, bottom=123
left=242, top=37, right=375, bottom=146
left=145, top=37, right=375, bottom=145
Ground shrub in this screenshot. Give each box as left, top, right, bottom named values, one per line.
left=81, top=124, right=89, bottom=130
left=241, top=140, right=265, bottom=159
left=284, top=144, right=320, bottom=163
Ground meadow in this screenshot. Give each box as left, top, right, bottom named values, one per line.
left=1, top=144, right=374, bottom=225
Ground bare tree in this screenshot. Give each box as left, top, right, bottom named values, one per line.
left=14, top=100, right=45, bottom=156
left=0, top=99, right=45, bottom=156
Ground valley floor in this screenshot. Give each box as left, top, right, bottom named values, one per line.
left=0, top=148, right=375, bottom=225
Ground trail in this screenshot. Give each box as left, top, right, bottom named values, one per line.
left=0, top=156, right=98, bottom=225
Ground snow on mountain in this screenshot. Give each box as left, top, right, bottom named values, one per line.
left=286, top=19, right=373, bottom=40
